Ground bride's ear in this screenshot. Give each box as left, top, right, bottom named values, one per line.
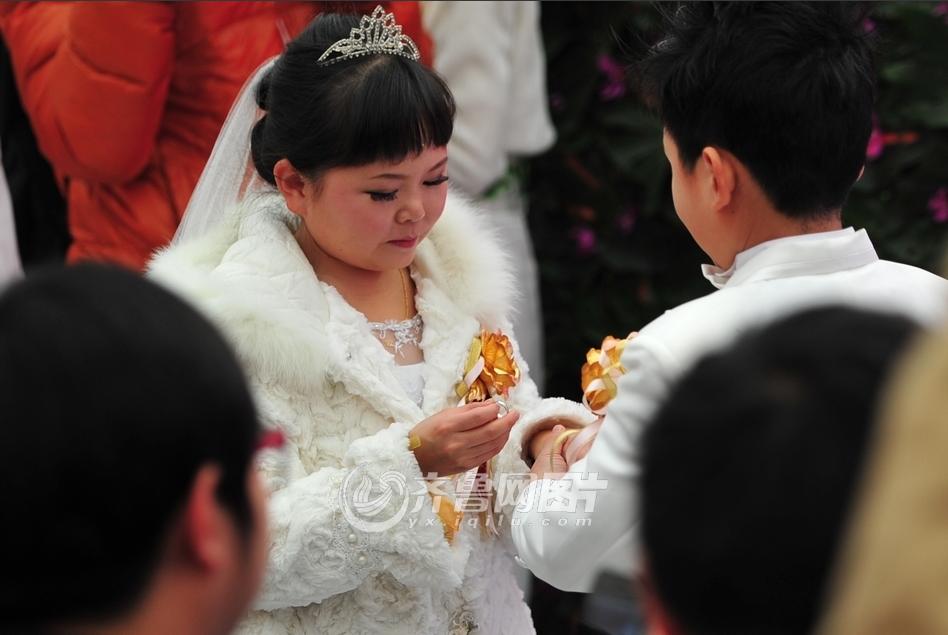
left=273, top=159, right=309, bottom=216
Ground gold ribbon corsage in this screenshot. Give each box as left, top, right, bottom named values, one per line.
left=544, top=332, right=638, bottom=468
left=581, top=332, right=637, bottom=415
left=429, top=330, right=520, bottom=544
left=455, top=330, right=521, bottom=404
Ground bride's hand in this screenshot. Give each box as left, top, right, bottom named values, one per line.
left=410, top=401, right=520, bottom=476
left=530, top=424, right=570, bottom=480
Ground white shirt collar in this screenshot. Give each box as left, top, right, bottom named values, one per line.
left=701, top=228, right=879, bottom=290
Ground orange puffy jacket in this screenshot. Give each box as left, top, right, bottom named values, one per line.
left=1, top=2, right=433, bottom=270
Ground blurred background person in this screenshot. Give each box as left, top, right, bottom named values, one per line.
left=0, top=264, right=270, bottom=635
left=639, top=306, right=920, bottom=635
left=0, top=2, right=432, bottom=270
left=421, top=0, right=553, bottom=393
left=0, top=142, right=20, bottom=288
left=1, top=36, right=68, bottom=278
left=818, top=319, right=948, bottom=635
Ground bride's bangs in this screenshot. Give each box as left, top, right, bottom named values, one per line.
left=335, top=57, right=456, bottom=167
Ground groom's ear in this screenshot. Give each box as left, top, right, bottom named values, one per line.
left=273, top=159, right=309, bottom=216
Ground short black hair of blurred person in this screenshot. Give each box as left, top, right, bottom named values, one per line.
left=638, top=2, right=875, bottom=218
left=0, top=265, right=260, bottom=630
left=640, top=306, right=917, bottom=635
left=251, top=10, right=455, bottom=186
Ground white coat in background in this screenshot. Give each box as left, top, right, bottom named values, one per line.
left=422, top=0, right=555, bottom=393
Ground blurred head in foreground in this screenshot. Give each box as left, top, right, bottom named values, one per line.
left=640, top=306, right=917, bottom=635
left=818, top=322, right=948, bottom=635
left=0, top=264, right=268, bottom=635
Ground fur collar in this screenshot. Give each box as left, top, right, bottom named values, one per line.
left=148, top=190, right=518, bottom=413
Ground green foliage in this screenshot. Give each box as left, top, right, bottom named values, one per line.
left=528, top=1, right=948, bottom=399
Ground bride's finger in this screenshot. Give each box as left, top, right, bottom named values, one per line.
left=453, top=401, right=502, bottom=431
left=465, top=411, right=518, bottom=447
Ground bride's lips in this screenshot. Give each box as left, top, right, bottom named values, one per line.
left=388, top=237, right=417, bottom=249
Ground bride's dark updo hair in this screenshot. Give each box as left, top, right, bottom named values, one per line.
left=251, top=12, right=455, bottom=186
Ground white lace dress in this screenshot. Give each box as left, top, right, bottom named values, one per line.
left=391, top=361, right=426, bottom=408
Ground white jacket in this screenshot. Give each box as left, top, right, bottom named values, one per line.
left=512, top=228, right=948, bottom=592
left=149, top=191, right=594, bottom=634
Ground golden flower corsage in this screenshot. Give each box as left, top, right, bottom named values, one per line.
left=581, top=332, right=637, bottom=415
left=427, top=330, right=521, bottom=543
left=545, top=332, right=638, bottom=466
left=455, top=330, right=521, bottom=404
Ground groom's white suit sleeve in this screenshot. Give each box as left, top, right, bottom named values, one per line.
left=511, top=337, right=677, bottom=591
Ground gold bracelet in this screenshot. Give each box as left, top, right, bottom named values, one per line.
left=409, top=433, right=422, bottom=451
left=550, top=429, right=580, bottom=471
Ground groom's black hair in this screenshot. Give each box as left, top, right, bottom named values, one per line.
left=641, top=306, right=916, bottom=635
left=251, top=10, right=455, bottom=186
left=0, top=265, right=260, bottom=629
left=639, top=2, right=875, bottom=218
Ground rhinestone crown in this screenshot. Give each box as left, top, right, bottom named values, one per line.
left=317, top=5, right=421, bottom=66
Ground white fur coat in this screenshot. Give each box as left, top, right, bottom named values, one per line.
left=149, top=191, right=594, bottom=634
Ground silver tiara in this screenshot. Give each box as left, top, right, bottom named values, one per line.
left=317, top=5, right=421, bottom=66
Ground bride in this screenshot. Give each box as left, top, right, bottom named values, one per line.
left=149, top=6, right=593, bottom=635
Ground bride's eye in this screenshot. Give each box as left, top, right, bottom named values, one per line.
left=367, top=190, right=398, bottom=202
left=424, top=175, right=449, bottom=187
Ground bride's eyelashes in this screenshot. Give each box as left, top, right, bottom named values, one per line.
left=368, top=190, right=398, bottom=202
left=366, top=175, right=449, bottom=202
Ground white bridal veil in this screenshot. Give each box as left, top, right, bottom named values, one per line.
left=173, top=58, right=278, bottom=245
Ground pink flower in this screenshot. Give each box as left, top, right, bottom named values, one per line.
left=550, top=93, right=565, bottom=112
left=866, top=115, right=918, bottom=161
left=929, top=188, right=948, bottom=224
left=571, top=226, right=598, bottom=256
left=600, top=81, right=626, bottom=102
left=596, top=54, right=627, bottom=102
left=866, top=117, right=885, bottom=160
left=617, top=208, right=637, bottom=235
left=863, top=17, right=876, bottom=33
left=935, top=3, right=948, bottom=24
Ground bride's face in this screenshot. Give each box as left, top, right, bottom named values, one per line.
left=297, top=145, right=449, bottom=272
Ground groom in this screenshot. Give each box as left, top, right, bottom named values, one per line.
left=512, top=1, right=948, bottom=591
